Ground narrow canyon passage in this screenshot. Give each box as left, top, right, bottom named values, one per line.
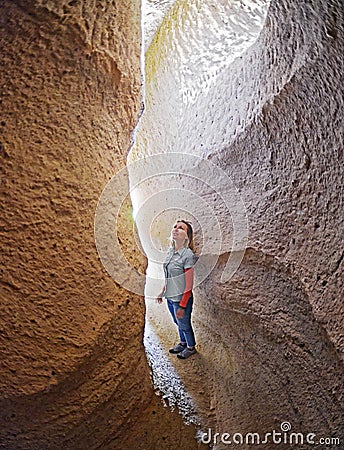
left=132, top=0, right=344, bottom=448
left=1, top=0, right=343, bottom=449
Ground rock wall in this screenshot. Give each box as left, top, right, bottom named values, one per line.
left=0, top=1, right=204, bottom=449
left=131, top=0, right=344, bottom=446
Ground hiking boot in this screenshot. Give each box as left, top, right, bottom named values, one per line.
left=177, top=347, right=197, bottom=359
left=169, top=343, right=187, bottom=354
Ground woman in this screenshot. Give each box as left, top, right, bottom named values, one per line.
left=156, top=220, right=198, bottom=359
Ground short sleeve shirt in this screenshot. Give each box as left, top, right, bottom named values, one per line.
left=163, top=247, right=198, bottom=301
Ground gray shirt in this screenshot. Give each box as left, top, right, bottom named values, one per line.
left=163, top=246, right=197, bottom=301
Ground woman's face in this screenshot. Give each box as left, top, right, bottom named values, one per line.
left=171, top=221, right=188, bottom=242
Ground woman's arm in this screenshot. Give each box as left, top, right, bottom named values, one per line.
left=156, top=285, right=166, bottom=304
left=178, top=267, right=194, bottom=309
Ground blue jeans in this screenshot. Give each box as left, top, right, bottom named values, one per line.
left=167, top=295, right=196, bottom=347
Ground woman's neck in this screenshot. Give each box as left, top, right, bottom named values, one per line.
left=173, top=240, right=185, bottom=252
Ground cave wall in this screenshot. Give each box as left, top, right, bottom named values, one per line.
left=0, top=0, right=146, bottom=446
left=195, top=0, right=344, bottom=438
left=0, top=1, right=197, bottom=448
left=131, top=0, right=343, bottom=445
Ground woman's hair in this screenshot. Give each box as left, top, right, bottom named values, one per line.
left=178, top=219, right=195, bottom=251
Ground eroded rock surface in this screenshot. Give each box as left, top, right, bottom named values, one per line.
left=0, top=1, right=204, bottom=448
left=132, top=0, right=344, bottom=447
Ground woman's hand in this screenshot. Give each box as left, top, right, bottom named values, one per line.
left=176, top=307, right=185, bottom=319
left=156, top=286, right=165, bottom=304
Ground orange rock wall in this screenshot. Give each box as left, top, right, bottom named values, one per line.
left=0, top=0, right=153, bottom=447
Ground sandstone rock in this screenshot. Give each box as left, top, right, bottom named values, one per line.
left=133, top=0, right=344, bottom=445
left=0, top=1, right=203, bottom=448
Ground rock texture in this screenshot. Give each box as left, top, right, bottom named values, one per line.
left=132, top=0, right=344, bottom=447
left=0, top=1, right=204, bottom=449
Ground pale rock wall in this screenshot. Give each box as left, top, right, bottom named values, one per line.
left=0, top=1, right=202, bottom=449
left=198, top=0, right=344, bottom=437
left=131, top=0, right=343, bottom=445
